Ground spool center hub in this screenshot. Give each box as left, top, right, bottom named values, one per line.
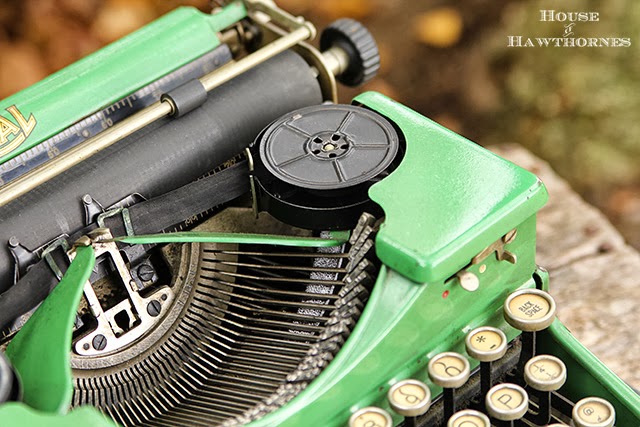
left=309, top=132, right=351, bottom=159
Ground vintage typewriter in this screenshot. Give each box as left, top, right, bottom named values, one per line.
left=0, top=1, right=638, bottom=426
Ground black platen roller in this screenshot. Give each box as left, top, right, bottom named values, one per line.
left=0, top=49, right=323, bottom=292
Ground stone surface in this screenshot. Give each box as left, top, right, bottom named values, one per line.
left=490, top=144, right=640, bottom=389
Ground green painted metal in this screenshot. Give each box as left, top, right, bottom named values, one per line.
left=208, top=0, right=247, bottom=32
left=5, top=245, right=95, bottom=413
left=0, top=403, right=119, bottom=427
left=354, top=91, right=549, bottom=284
left=0, top=62, right=635, bottom=427
left=0, top=4, right=247, bottom=165
left=112, top=231, right=348, bottom=247
left=539, top=321, right=640, bottom=425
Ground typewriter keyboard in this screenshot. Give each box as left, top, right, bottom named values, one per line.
left=348, top=289, right=617, bottom=427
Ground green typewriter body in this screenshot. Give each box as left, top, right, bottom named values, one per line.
left=0, top=2, right=638, bottom=427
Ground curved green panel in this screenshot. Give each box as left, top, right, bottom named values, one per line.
left=354, top=91, right=548, bottom=283
left=5, top=246, right=95, bottom=414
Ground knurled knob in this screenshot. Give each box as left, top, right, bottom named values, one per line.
left=320, top=18, right=380, bottom=86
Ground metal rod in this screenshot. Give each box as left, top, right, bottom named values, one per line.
left=0, top=21, right=315, bottom=207
left=200, top=25, right=314, bottom=92
left=0, top=101, right=171, bottom=207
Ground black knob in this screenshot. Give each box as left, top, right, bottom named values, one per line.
left=320, top=18, right=380, bottom=86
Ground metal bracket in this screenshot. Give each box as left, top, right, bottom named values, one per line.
left=454, top=229, right=518, bottom=292
left=97, top=207, right=135, bottom=236
left=81, top=194, right=104, bottom=226
left=244, top=0, right=313, bottom=35
left=471, top=229, right=518, bottom=266
left=70, top=229, right=175, bottom=357
left=40, top=237, right=71, bottom=281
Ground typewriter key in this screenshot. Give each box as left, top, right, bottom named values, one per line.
left=524, top=355, right=567, bottom=424
left=465, top=326, right=507, bottom=396
left=572, top=397, right=615, bottom=427
left=428, top=352, right=470, bottom=420
left=504, top=289, right=556, bottom=332
left=485, top=383, right=529, bottom=425
left=504, top=289, right=557, bottom=371
left=524, top=354, right=567, bottom=391
left=388, top=379, right=431, bottom=427
left=447, top=409, right=491, bottom=427
left=349, top=406, right=393, bottom=427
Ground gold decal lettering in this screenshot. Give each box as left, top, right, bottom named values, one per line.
left=0, top=105, right=38, bottom=157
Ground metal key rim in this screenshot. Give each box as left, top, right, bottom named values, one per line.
left=387, top=379, right=432, bottom=417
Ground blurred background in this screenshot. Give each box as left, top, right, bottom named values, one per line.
left=0, top=0, right=638, bottom=248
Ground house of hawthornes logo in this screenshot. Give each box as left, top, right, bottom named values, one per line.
left=508, top=10, right=632, bottom=48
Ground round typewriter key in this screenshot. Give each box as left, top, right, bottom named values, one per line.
left=466, top=326, right=508, bottom=362
left=388, top=379, right=431, bottom=416
left=485, top=383, right=528, bottom=422
left=524, top=354, right=567, bottom=392
left=447, top=409, right=491, bottom=427
left=504, top=289, right=556, bottom=332
left=524, top=354, right=567, bottom=425
left=428, top=352, right=471, bottom=389
left=428, top=352, right=470, bottom=421
left=465, top=326, right=507, bottom=397
left=572, top=397, right=615, bottom=427
left=349, top=406, right=393, bottom=427
left=504, top=289, right=557, bottom=372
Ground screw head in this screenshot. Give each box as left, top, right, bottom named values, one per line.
left=147, top=300, right=161, bottom=317
left=137, top=263, right=155, bottom=282
left=92, top=334, right=107, bottom=351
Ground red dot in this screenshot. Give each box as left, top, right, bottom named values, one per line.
left=442, top=290, right=450, bottom=298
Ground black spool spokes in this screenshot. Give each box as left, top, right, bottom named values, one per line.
left=259, top=104, right=398, bottom=190
left=251, top=104, right=401, bottom=230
